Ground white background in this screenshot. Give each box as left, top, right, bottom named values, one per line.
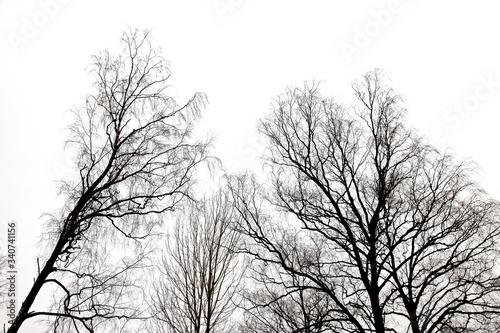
left=1, top=1, right=499, bottom=331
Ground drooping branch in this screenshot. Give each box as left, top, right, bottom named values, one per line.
left=7, top=29, right=211, bottom=333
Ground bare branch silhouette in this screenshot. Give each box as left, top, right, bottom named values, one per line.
left=7, top=29, right=211, bottom=333
left=229, top=70, right=500, bottom=333
left=150, top=189, right=242, bottom=333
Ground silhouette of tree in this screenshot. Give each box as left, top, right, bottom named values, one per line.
left=230, top=70, right=500, bottom=333
left=7, top=29, right=211, bottom=333
left=150, top=189, right=242, bottom=333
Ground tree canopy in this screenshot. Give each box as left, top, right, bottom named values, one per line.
left=230, top=70, right=500, bottom=333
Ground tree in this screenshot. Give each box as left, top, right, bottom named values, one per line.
left=150, top=189, right=242, bottom=333
left=229, top=70, right=500, bottom=333
left=7, top=29, right=211, bottom=333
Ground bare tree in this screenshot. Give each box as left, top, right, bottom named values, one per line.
left=229, top=70, right=500, bottom=333
left=6, top=29, right=211, bottom=333
left=150, top=188, right=242, bottom=333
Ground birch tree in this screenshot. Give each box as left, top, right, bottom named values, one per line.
left=7, top=29, right=210, bottom=333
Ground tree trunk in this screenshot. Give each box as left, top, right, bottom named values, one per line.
left=7, top=233, right=67, bottom=333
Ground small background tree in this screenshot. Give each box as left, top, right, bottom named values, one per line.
left=150, top=188, right=242, bottom=333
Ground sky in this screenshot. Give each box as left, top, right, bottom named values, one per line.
left=0, top=1, right=499, bottom=331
